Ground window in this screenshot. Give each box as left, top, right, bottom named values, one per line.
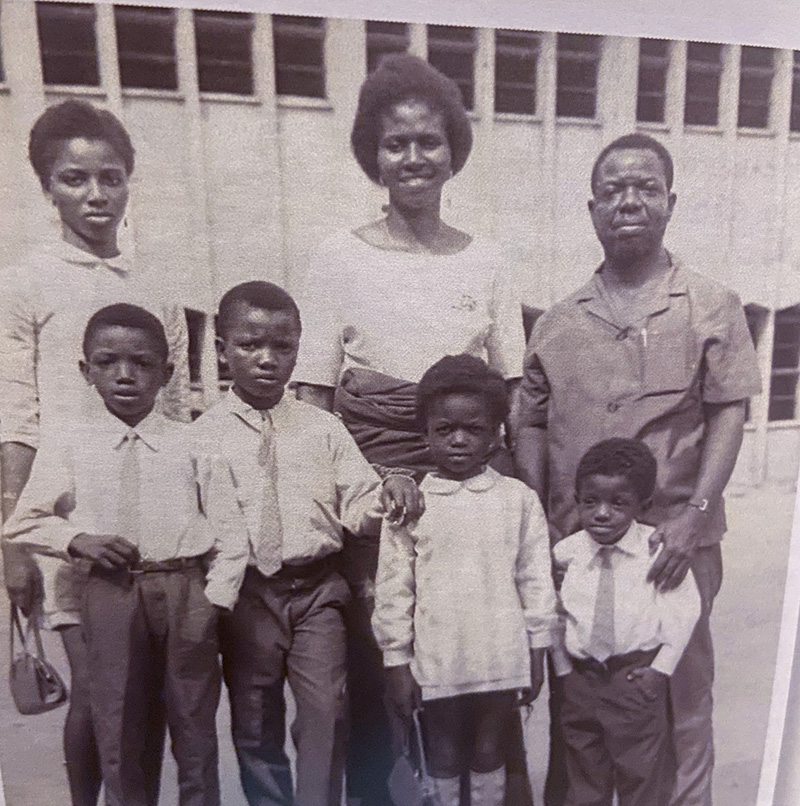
left=185, top=309, right=205, bottom=387
left=365, top=21, right=408, bottom=73
left=637, top=39, right=670, bottom=123
left=272, top=15, right=325, bottom=98
left=737, top=46, right=774, bottom=129
left=114, top=6, right=177, bottom=91
left=792, top=53, right=800, bottom=132
left=427, top=25, right=476, bottom=110
left=684, top=42, right=724, bottom=126
left=36, top=2, right=99, bottom=86
left=769, top=307, right=800, bottom=421
left=556, top=33, right=601, bottom=118
left=743, top=305, right=766, bottom=421
left=194, top=10, right=254, bottom=95
left=494, top=30, right=540, bottom=115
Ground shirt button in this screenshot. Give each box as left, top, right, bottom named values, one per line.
left=607, top=401, right=620, bottom=413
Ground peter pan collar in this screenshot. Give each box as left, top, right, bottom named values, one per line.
left=420, top=466, right=498, bottom=495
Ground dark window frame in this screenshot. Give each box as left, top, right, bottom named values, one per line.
left=684, top=41, right=724, bottom=127
left=36, top=1, right=100, bottom=87
left=365, top=20, right=409, bottom=74
left=194, top=10, right=255, bottom=96
left=769, top=307, right=800, bottom=422
left=556, top=33, right=602, bottom=119
left=636, top=38, right=670, bottom=124
left=427, top=24, right=477, bottom=111
left=791, top=52, right=800, bottom=132
left=737, top=46, right=774, bottom=129
left=272, top=15, right=326, bottom=99
left=494, top=29, right=540, bottom=116
left=114, top=5, right=178, bottom=92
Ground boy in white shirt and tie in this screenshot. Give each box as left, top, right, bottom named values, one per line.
left=4, top=303, right=248, bottom=806
left=550, top=438, right=701, bottom=806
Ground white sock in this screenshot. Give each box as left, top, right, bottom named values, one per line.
left=431, top=775, right=461, bottom=806
left=470, top=767, right=506, bottom=806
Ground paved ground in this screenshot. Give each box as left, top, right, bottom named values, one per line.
left=0, top=485, right=795, bottom=805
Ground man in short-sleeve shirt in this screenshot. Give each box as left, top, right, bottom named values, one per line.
left=515, top=133, right=761, bottom=806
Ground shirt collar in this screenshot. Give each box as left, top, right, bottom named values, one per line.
left=420, top=466, right=498, bottom=496
left=574, top=252, right=688, bottom=322
left=584, top=520, right=653, bottom=563
left=224, top=387, right=292, bottom=432
left=44, top=236, right=131, bottom=276
left=88, top=399, right=166, bottom=452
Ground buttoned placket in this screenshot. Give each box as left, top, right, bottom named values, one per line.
left=117, top=429, right=141, bottom=548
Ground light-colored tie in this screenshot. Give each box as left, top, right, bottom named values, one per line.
left=588, top=545, right=616, bottom=662
left=255, top=410, right=283, bottom=576
left=117, top=430, right=141, bottom=547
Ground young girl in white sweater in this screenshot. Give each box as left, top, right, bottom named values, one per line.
left=372, top=354, right=557, bottom=806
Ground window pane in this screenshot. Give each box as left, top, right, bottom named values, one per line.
left=556, top=33, right=601, bottom=118
left=36, top=2, right=99, bottom=86
left=365, top=20, right=408, bottom=73
left=495, top=30, right=539, bottom=114
left=115, top=6, right=177, bottom=90
left=791, top=52, right=800, bottom=132
left=738, top=46, right=773, bottom=128
left=273, top=15, right=326, bottom=98
left=195, top=11, right=254, bottom=94
left=637, top=39, right=669, bottom=123
left=769, top=397, right=796, bottom=421
left=684, top=41, right=722, bottom=125
left=428, top=25, right=475, bottom=110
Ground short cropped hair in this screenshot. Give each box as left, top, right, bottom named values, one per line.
left=351, top=54, right=473, bottom=184
left=29, top=100, right=135, bottom=190
left=575, top=438, right=658, bottom=502
left=416, top=354, right=509, bottom=428
left=83, top=303, right=169, bottom=361
left=216, top=281, right=301, bottom=339
left=590, top=132, right=674, bottom=194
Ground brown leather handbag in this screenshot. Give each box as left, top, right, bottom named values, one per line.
left=8, top=604, right=68, bottom=715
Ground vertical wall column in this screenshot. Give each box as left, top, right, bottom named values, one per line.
left=538, top=31, right=558, bottom=306
left=600, top=36, right=638, bottom=138
left=720, top=44, right=742, bottom=275
left=408, top=23, right=427, bottom=59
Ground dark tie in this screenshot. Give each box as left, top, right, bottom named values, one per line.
left=588, top=545, right=616, bottom=662
left=117, top=430, right=140, bottom=546
left=255, top=410, right=283, bottom=576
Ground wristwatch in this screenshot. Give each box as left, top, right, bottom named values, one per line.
left=687, top=498, right=710, bottom=513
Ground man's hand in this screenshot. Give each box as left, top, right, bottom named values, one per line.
left=646, top=506, right=708, bottom=591
left=520, top=647, right=547, bottom=705
left=627, top=666, right=667, bottom=701
left=68, top=533, right=139, bottom=570
left=381, top=476, right=425, bottom=525
left=2, top=542, right=42, bottom=615
left=385, top=663, right=421, bottom=724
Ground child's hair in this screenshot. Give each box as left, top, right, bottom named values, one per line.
left=83, top=303, right=169, bottom=361
left=416, top=354, right=509, bottom=427
left=29, top=100, right=135, bottom=189
left=575, top=438, right=658, bottom=502
left=216, top=281, right=301, bottom=339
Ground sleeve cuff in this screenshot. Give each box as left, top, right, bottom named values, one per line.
left=383, top=647, right=414, bottom=667
left=203, top=581, right=238, bottom=612
left=528, top=627, right=556, bottom=649
left=650, top=650, right=680, bottom=677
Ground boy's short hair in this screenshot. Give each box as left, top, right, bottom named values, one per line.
left=83, top=303, right=169, bottom=361
left=591, top=132, right=674, bottom=193
left=416, top=354, right=509, bottom=427
left=29, top=100, right=135, bottom=190
left=575, top=438, right=658, bottom=502
left=216, top=281, right=301, bottom=339
left=351, top=53, right=473, bottom=184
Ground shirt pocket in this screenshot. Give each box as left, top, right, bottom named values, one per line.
left=642, top=328, right=693, bottom=395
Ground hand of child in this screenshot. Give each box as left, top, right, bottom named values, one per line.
left=627, top=666, right=667, bottom=701
left=382, top=476, right=425, bottom=525
left=520, top=647, right=546, bottom=704
left=385, top=663, right=421, bottom=723
left=69, top=533, right=139, bottom=570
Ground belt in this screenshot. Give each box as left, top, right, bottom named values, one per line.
left=570, top=646, right=660, bottom=677
left=129, top=556, right=207, bottom=575
left=249, top=555, right=336, bottom=589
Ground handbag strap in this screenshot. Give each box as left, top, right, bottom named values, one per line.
left=411, top=709, right=430, bottom=781
left=9, top=603, right=47, bottom=661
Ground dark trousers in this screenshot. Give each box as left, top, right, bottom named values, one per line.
left=557, top=657, right=675, bottom=806
left=83, top=566, right=221, bottom=806
left=221, top=564, right=350, bottom=806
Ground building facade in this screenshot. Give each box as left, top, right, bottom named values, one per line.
left=1, top=1, right=800, bottom=486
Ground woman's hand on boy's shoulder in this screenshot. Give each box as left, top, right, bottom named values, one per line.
left=68, top=533, right=139, bottom=570
left=381, top=475, right=425, bottom=525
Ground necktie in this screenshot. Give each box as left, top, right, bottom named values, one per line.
left=117, top=430, right=140, bottom=547
left=255, top=410, right=283, bottom=576
left=588, top=545, right=615, bottom=662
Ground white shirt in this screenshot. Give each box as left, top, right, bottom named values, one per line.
left=3, top=405, right=248, bottom=610
left=372, top=467, right=557, bottom=700
left=190, top=391, right=384, bottom=567
left=551, top=521, right=702, bottom=677
left=0, top=238, right=191, bottom=449
left=293, top=231, right=526, bottom=386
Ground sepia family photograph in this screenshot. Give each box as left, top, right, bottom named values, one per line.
left=0, top=0, right=799, bottom=805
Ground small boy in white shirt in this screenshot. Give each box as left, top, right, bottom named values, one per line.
left=4, top=303, right=247, bottom=806
left=373, top=354, right=557, bottom=806
left=551, top=438, right=702, bottom=806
